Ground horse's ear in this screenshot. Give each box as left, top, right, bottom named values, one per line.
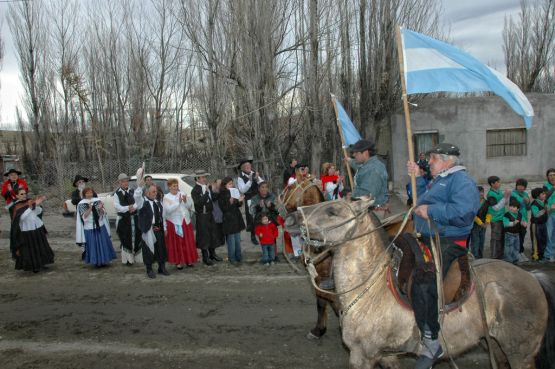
left=351, top=195, right=375, bottom=212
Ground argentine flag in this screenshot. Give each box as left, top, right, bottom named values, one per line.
left=333, top=97, right=362, bottom=147
left=400, top=28, right=534, bottom=128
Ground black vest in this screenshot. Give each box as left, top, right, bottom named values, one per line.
left=531, top=200, right=548, bottom=224
left=138, top=198, right=163, bottom=233
left=504, top=212, right=521, bottom=234
left=116, top=188, right=135, bottom=217
left=240, top=172, right=258, bottom=200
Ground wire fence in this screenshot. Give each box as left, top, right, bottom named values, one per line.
left=19, top=156, right=287, bottom=210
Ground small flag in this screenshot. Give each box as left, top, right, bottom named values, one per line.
left=400, top=28, right=534, bottom=128
left=333, top=97, right=362, bottom=147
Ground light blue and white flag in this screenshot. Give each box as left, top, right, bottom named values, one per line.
left=333, top=97, right=362, bottom=147
left=400, top=28, right=534, bottom=128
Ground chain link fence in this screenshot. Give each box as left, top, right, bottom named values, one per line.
left=19, top=155, right=287, bottom=211
left=21, top=156, right=229, bottom=208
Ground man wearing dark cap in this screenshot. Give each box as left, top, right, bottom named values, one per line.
left=407, top=143, right=480, bottom=369
left=237, top=159, right=264, bottom=245
left=2, top=169, right=29, bottom=212
left=344, top=139, right=388, bottom=206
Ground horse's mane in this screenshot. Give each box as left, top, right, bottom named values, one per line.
left=365, top=208, right=390, bottom=252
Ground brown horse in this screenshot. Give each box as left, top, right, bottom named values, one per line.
left=287, top=198, right=555, bottom=368
left=278, top=177, right=337, bottom=340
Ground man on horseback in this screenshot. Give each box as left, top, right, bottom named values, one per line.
left=407, top=143, right=480, bottom=369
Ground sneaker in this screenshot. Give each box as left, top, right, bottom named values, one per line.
left=264, top=262, right=270, bottom=266
left=270, top=261, right=274, bottom=266
left=147, top=270, right=156, bottom=279
left=549, top=257, right=555, bottom=263
left=415, top=338, right=444, bottom=369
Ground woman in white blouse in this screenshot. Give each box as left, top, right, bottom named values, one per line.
left=163, top=178, right=198, bottom=269
left=10, top=189, right=54, bottom=273
left=76, top=187, right=117, bottom=267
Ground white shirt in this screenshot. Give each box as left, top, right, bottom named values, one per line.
left=114, top=187, right=137, bottom=214
left=19, top=206, right=44, bottom=231
left=163, top=191, right=193, bottom=225
left=237, top=171, right=264, bottom=194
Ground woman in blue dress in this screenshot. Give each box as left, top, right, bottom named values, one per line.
left=76, top=187, right=116, bottom=267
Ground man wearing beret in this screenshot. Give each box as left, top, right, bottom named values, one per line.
left=407, top=143, right=480, bottom=369
left=344, top=139, right=389, bottom=207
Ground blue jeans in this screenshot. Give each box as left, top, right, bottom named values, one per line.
left=504, top=232, right=520, bottom=264
left=226, top=233, right=242, bottom=262
left=469, top=224, right=486, bottom=259
left=261, top=244, right=275, bottom=264
left=545, top=214, right=555, bottom=259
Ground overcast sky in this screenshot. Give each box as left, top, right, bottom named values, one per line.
left=0, top=0, right=522, bottom=127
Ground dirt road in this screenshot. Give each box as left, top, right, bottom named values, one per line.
left=0, top=210, right=552, bottom=369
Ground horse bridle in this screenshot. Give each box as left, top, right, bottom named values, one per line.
left=277, top=178, right=322, bottom=217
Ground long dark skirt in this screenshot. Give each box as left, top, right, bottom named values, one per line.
left=15, top=226, right=54, bottom=272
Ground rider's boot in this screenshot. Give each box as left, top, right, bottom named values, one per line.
left=415, top=335, right=444, bottom=369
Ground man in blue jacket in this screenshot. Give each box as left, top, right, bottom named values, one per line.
left=407, top=143, right=480, bottom=369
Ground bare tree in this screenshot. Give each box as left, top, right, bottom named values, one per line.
left=8, top=0, right=48, bottom=165
left=503, top=0, right=555, bottom=92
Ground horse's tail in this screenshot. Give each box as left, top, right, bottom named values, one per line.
left=533, top=271, right=555, bottom=369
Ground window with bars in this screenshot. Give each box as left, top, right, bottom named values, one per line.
left=413, top=131, right=439, bottom=158
left=486, top=128, right=527, bottom=158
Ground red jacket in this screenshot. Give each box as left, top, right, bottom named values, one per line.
left=255, top=223, right=279, bottom=245
left=2, top=179, right=29, bottom=206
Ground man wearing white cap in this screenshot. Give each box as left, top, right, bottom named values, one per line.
left=113, top=173, right=143, bottom=265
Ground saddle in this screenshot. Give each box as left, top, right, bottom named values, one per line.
left=385, top=232, right=474, bottom=312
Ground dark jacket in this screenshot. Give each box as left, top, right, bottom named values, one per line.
left=191, top=184, right=216, bottom=214
left=218, top=189, right=246, bottom=235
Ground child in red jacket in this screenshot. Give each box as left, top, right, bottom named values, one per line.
left=255, top=214, right=279, bottom=265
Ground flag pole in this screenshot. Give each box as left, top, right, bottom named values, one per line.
left=331, top=94, right=355, bottom=192
left=395, top=26, right=417, bottom=206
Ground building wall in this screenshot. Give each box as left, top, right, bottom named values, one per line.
left=391, top=94, right=555, bottom=189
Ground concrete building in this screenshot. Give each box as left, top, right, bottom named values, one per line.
left=390, top=94, right=555, bottom=189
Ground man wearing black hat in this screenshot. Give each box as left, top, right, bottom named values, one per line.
left=237, top=159, right=264, bottom=245
left=345, top=139, right=388, bottom=207
left=2, top=169, right=29, bottom=211
left=407, top=143, right=480, bottom=369
left=71, top=175, right=97, bottom=206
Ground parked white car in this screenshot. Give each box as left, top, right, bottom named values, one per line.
left=63, top=173, right=195, bottom=221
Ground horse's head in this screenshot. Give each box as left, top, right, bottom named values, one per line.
left=278, top=178, right=325, bottom=214
left=285, top=197, right=375, bottom=247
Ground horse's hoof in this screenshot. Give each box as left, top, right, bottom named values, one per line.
left=306, top=331, right=321, bottom=340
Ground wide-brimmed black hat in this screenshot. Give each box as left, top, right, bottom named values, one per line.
left=72, top=174, right=89, bottom=187
left=349, top=139, right=375, bottom=153
left=426, top=143, right=460, bottom=156
left=237, top=158, right=253, bottom=170
left=3, top=168, right=22, bottom=177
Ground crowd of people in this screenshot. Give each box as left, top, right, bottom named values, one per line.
left=4, top=137, right=554, bottom=368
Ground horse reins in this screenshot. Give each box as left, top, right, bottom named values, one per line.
left=297, top=201, right=416, bottom=317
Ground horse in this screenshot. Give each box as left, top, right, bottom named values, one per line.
left=278, top=176, right=339, bottom=340
left=286, top=198, right=555, bottom=369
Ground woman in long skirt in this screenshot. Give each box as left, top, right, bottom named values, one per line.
left=76, top=187, right=116, bottom=267
left=163, top=178, right=198, bottom=269
left=10, top=189, right=54, bottom=273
